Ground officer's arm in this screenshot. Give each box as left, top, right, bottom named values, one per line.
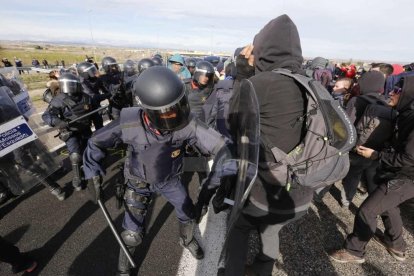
left=192, top=120, right=228, bottom=155
left=83, top=119, right=123, bottom=179
left=42, top=105, right=65, bottom=128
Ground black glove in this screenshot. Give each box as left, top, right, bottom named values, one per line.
left=194, top=184, right=216, bottom=223
left=55, top=120, right=68, bottom=129
left=88, top=175, right=103, bottom=204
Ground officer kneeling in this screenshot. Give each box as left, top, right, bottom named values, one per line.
left=83, top=67, right=227, bottom=275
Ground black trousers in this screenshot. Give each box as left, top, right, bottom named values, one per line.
left=0, top=235, right=25, bottom=267
left=342, top=152, right=379, bottom=201
left=345, top=179, right=414, bottom=257
left=224, top=202, right=307, bottom=276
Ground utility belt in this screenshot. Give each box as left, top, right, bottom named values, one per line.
left=128, top=179, right=150, bottom=189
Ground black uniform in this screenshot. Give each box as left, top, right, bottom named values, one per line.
left=42, top=92, right=93, bottom=190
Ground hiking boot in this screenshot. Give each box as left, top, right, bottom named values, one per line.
left=329, top=249, right=365, bottom=264
left=180, top=238, right=204, bottom=260
left=373, top=231, right=407, bottom=262
left=12, top=257, right=37, bottom=274
left=50, top=187, right=66, bottom=201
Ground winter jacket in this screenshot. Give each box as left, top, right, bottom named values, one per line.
left=379, top=76, right=414, bottom=180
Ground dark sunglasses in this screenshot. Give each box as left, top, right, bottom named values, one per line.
left=392, top=86, right=402, bottom=95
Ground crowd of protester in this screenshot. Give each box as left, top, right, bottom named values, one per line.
left=1, top=14, right=413, bottom=275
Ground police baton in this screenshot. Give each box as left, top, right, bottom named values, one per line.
left=67, top=105, right=109, bottom=125
left=97, top=199, right=136, bottom=268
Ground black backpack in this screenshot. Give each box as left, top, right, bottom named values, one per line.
left=354, top=95, right=397, bottom=151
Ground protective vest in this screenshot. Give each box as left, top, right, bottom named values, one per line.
left=120, top=108, right=186, bottom=183
left=186, top=82, right=212, bottom=122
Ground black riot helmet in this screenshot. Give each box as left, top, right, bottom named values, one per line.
left=123, top=60, right=137, bottom=77
left=152, top=56, right=163, bottom=66
left=102, top=56, right=120, bottom=74
left=59, top=73, right=82, bottom=97
left=186, top=58, right=196, bottom=68
left=153, top=53, right=162, bottom=60
left=133, top=66, right=190, bottom=131
left=193, top=61, right=215, bottom=89
left=77, top=61, right=99, bottom=80
left=138, top=58, right=155, bottom=73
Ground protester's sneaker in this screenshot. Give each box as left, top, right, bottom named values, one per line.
left=329, top=249, right=365, bottom=264
left=180, top=238, right=204, bottom=260
left=50, top=187, right=66, bottom=201
left=341, top=199, right=350, bottom=208
left=373, top=232, right=407, bottom=262
left=12, top=258, right=37, bottom=274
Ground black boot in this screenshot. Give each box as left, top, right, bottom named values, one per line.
left=117, top=247, right=135, bottom=276
left=179, top=220, right=204, bottom=259
left=70, top=153, right=83, bottom=191
left=117, top=230, right=142, bottom=276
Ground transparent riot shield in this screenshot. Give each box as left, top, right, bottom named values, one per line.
left=0, top=67, right=35, bottom=117
left=216, top=78, right=260, bottom=264
left=0, top=84, right=59, bottom=195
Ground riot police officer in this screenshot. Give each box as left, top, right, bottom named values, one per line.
left=77, top=61, right=109, bottom=129
left=185, top=61, right=215, bottom=122
left=100, top=56, right=129, bottom=120
left=42, top=73, right=93, bottom=191
left=0, top=79, right=65, bottom=201
left=122, top=60, right=138, bottom=107
left=186, top=58, right=197, bottom=77
left=151, top=56, right=163, bottom=66
left=137, top=58, right=155, bottom=74
left=83, top=67, right=227, bottom=275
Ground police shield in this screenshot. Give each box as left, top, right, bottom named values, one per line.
left=215, top=79, right=260, bottom=264
left=226, top=78, right=260, bottom=228
left=0, top=80, right=60, bottom=195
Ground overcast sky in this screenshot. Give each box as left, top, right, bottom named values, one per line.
left=1, top=0, right=412, bottom=62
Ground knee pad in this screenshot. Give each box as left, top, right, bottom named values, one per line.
left=121, top=229, right=143, bottom=247
left=69, top=152, right=82, bottom=164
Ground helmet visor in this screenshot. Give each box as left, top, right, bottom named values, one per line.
left=194, top=70, right=214, bottom=88
left=60, top=79, right=81, bottom=95
left=144, top=95, right=190, bottom=131
left=84, top=65, right=99, bottom=78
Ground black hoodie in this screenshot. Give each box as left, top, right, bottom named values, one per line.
left=379, top=76, right=414, bottom=179
left=247, top=15, right=313, bottom=213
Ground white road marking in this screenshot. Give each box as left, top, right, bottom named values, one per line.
left=177, top=203, right=228, bottom=276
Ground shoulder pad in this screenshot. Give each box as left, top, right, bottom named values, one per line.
left=120, top=107, right=142, bottom=126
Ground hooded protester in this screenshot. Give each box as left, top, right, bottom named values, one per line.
left=339, top=70, right=387, bottom=207
left=222, top=14, right=312, bottom=275
left=330, top=76, right=414, bottom=264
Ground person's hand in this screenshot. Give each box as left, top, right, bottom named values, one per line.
left=88, top=175, right=103, bottom=204
left=240, top=44, right=254, bottom=66
left=55, top=120, right=68, bottom=129
left=356, top=146, right=378, bottom=160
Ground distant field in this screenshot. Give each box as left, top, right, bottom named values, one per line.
left=0, top=42, right=162, bottom=68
